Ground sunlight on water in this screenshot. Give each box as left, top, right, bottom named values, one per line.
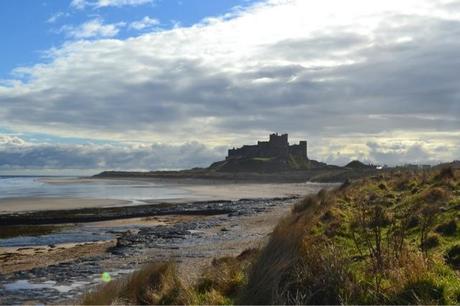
left=0, top=176, right=190, bottom=201
left=4, top=269, right=135, bottom=293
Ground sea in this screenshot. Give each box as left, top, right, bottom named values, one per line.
left=0, top=176, right=194, bottom=247
left=0, top=175, right=190, bottom=201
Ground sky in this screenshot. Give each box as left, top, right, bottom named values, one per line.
left=0, top=0, right=459, bottom=174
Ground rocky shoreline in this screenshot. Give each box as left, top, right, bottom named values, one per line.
left=0, top=196, right=306, bottom=305
left=0, top=200, right=243, bottom=226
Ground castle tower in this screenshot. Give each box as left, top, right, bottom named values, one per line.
left=299, top=141, right=308, bottom=159
left=269, top=133, right=288, bottom=147
left=268, top=133, right=289, bottom=158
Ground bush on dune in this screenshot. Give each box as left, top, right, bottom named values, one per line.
left=273, top=239, right=356, bottom=305
left=239, top=188, right=337, bottom=304
left=191, top=249, right=259, bottom=304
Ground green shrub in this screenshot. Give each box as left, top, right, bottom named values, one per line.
left=435, top=220, right=457, bottom=236
left=436, top=167, right=456, bottom=180
left=421, top=187, right=450, bottom=204
left=273, top=241, right=356, bottom=305
left=421, top=234, right=440, bottom=250
left=391, top=279, right=447, bottom=305
left=407, top=215, right=419, bottom=228
left=445, top=244, right=460, bottom=269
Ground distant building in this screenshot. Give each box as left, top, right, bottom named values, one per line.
left=227, top=133, right=308, bottom=160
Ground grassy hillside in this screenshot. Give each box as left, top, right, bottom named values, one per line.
left=208, top=154, right=331, bottom=173
left=83, top=167, right=460, bottom=305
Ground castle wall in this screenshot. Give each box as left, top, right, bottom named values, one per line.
left=227, top=134, right=307, bottom=160
left=289, top=141, right=308, bottom=159
left=227, top=145, right=260, bottom=159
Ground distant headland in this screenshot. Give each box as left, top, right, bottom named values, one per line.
left=95, top=133, right=382, bottom=182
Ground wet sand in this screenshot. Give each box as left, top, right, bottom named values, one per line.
left=0, top=214, right=204, bottom=275
left=0, top=241, right=116, bottom=275
left=0, top=180, right=325, bottom=213
left=182, top=181, right=321, bottom=200
left=0, top=198, right=131, bottom=213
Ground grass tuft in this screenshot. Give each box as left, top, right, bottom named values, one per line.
left=81, top=262, right=184, bottom=305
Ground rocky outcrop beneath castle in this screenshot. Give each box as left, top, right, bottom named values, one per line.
left=209, top=156, right=328, bottom=173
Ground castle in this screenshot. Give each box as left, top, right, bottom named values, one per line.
left=227, top=133, right=308, bottom=160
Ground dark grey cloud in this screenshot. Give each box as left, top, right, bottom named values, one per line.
left=0, top=137, right=225, bottom=171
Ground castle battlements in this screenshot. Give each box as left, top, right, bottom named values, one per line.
left=227, top=133, right=308, bottom=161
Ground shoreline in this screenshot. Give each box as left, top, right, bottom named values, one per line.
left=0, top=196, right=300, bottom=226
left=0, top=197, right=132, bottom=214
left=0, top=195, right=310, bottom=304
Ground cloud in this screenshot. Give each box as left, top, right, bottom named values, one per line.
left=47, top=12, right=69, bottom=24
left=0, top=136, right=224, bottom=171
left=1, top=0, right=460, bottom=166
left=60, top=19, right=124, bottom=39
left=70, top=0, right=87, bottom=10
left=129, top=16, right=160, bottom=31
left=96, top=0, right=153, bottom=8
left=315, top=137, right=459, bottom=166
left=71, top=0, right=153, bottom=9
left=0, top=135, right=26, bottom=146
left=366, top=142, right=434, bottom=165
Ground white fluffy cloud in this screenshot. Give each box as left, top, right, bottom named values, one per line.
left=60, top=19, right=124, bottom=39
left=71, top=0, right=153, bottom=9
left=1, top=0, right=460, bottom=169
left=129, top=16, right=160, bottom=31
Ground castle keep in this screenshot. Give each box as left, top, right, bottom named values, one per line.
left=227, top=133, right=308, bottom=160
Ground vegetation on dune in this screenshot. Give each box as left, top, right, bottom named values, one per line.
left=82, top=262, right=183, bottom=305
left=82, top=250, right=258, bottom=305
left=82, top=167, right=460, bottom=305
